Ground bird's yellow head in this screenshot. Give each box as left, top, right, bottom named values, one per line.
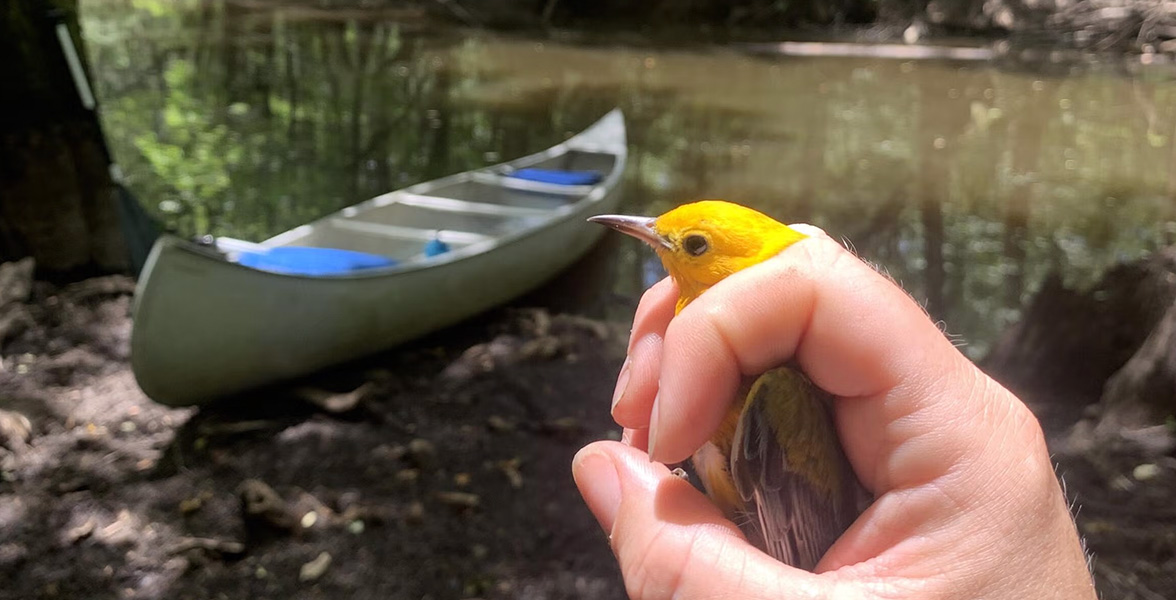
left=590, top=200, right=807, bottom=313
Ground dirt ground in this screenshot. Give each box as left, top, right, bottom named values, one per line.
left=0, top=269, right=630, bottom=600
left=0, top=269, right=1173, bottom=599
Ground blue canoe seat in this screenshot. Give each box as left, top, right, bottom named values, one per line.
left=424, top=237, right=450, bottom=257
left=237, top=246, right=398, bottom=276
left=508, top=168, right=603, bottom=186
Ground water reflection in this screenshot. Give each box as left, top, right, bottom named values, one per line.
left=82, top=0, right=1176, bottom=356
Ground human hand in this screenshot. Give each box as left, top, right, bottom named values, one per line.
left=573, top=227, right=1096, bottom=599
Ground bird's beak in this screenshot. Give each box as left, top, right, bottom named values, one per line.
left=587, top=214, right=670, bottom=249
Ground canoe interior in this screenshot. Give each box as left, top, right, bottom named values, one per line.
left=514, top=148, right=618, bottom=175
left=259, top=149, right=618, bottom=263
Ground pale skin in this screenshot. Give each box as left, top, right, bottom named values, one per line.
left=572, top=226, right=1097, bottom=600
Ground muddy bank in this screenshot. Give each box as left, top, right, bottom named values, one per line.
left=2, top=262, right=1175, bottom=599
left=0, top=271, right=628, bottom=599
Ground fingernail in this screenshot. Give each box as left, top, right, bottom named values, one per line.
left=572, top=450, right=621, bottom=532
left=610, top=358, right=631, bottom=412
left=647, top=392, right=660, bottom=462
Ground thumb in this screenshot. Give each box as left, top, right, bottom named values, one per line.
left=572, top=441, right=839, bottom=600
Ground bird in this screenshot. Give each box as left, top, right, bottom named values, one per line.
left=589, top=200, right=868, bottom=570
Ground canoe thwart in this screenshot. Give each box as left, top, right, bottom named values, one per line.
left=396, top=193, right=551, bottom=218
left=330, top=218, right=491, bottom=245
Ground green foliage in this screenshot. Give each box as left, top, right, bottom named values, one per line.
left=133, top=61, right=239, bottom=233
left=130, top=0, right=190, bottom=18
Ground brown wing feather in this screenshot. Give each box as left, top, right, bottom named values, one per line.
left=729, top=367, right=867, bottom=570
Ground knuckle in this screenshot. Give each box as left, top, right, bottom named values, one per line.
left=757, top=234, right=848, bottom=289
left=696, top=302, right=742, bottom=367
left=795, top=234, right=852, bottom=273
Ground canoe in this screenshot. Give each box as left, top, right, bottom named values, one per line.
left=130, top=109, right=627, bottom=406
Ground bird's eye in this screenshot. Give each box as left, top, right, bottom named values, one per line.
left=683, top=234, right=709, bottom=256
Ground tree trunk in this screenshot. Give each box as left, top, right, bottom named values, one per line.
left=916, top=74, right=969, bottom=321
left=1094, top=300, right=1176, bottom=434
left=984, top=246, right=1176, bottom=432
left=0, top=0, right=127, bottom=278
left=1002, top=87, right=1049, bottom=308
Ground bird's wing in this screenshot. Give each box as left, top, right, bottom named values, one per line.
left=729, top=367, right=865, bottom=570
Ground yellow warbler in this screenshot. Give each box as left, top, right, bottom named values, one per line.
left=589, top=200, right=868, bottom=569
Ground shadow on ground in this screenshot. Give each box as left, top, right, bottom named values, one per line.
left=0, top=266, right=628, bottom=600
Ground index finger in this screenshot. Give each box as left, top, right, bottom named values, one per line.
left=611, top=277, right=677, bottom=428
left=628, top=276, right=677, bottom=353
